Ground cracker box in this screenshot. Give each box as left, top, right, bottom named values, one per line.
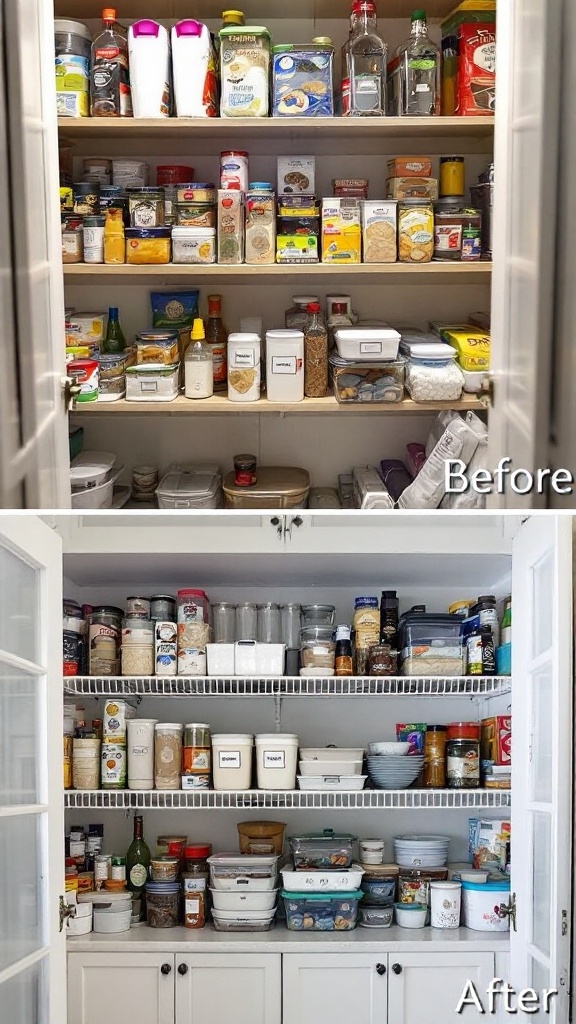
left=217, top=190, right=244, bottom=265
left=361, top=200, right=397, bottom=263
left=272, top=45, right=334, bottom=117
left=387, top=177, right=439, bottom=200
left=277, top=156, right=316, bottom=194
left=322, top=198, right=361, bottom=264
left=481, top=716, right=511, bottom=765
left=276, top=234, right=319, bottom=263
left=387, top=156, right=433, bottom=178
left=468, top=818, right=510, bottom=871
left=442, top=328, right=490, bottom=370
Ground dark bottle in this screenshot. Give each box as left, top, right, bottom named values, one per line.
left=334, top=625, right=353, bottom=676
left=126, top=815, right=150, bottom=896
left=379, top=590, right=399, bottom=648
left=467, top=625, right=496, bottom=676
left=102, top=307, right=126, bottom=353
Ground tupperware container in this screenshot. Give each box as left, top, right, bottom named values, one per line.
left=333, top=327, right=401, bottom=361
left=394, top=902, right=428, bottom=928
left=399, top=612, right=466, bottom=676
left=282, top=890, right=362, bottom=930
left=208, top=854, right=279, bottom=891
left=255, top=734, right=299, bottom=790
left=156, top=469, right=223, bottom=509
left=234, top=641, right=286, bottom=677
left=210, top=888, right=278, bottom=912
left=297, top=775, right=367, bottom=791
left=222, top=466, right=310, bottom=509
left=299, top=627, right=336, bottom=670
left=301, top=605, right=336, bottom=626
left=358, top=905, right=393, bottom=928
left=281, top=864, right=364, bottom=893
left=288, top=829, right=357, bottom=869
left=211, top=907, right=276, bottom=931
left=299, top=747, right=364, bottom=762
left=125, top=363, right=179, bottom=402
left=299, top=760, right=363, bottom=776
left=70, top=451, right=116, bottom=488
left=461, top=880, right=511, bottom=931
left=330, top=356, right=405, bottom=405
left=211, top=734, right=254, bottom=790
left=237, top=820, right=286, bottom=855
left=70, top=465, right=124, bottom=509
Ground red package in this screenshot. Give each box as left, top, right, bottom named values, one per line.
left=481, top=716, right=511, bottom=765
left=406, top=443, right=427, bottom=477
left=457, top=23, right=496, bottom=116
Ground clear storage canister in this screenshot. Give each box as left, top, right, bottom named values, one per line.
left=227, top=332, right=261, bottom=403
left=154, top=723, right=183, bottom=790
left=151, top=595, right=176, bottom=622
left=89, top=606, right=123, bottom=676
left=212, top=602, right=236, bottom=643
left=177, top=589, right=211, bottom=674
left=121, top=617, right=154, bottom=675
left=285, top=295, right=320, bottom=331
left=182, top=723, right=211, bottom=787
left=257, top=603, right=281, bottom=644
left=281, top=604, right=302, bottom=649
left=299, top=626, right=336, bottom=671
left=405, top=347, right=464, bottom=403
left=236, top=603, right=258, bottom=641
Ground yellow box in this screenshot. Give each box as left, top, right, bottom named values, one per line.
left=442, top=328, right=491, bottom=370
left=322, top=198, right=361, bottom=264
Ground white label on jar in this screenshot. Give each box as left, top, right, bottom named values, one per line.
left=219, top=751, right=241, bottom=769
left=447, top=754, right=479, bottom=780
left=131, top=745, right=150, bottom=758
left=263, top=750, right=286, bottom=769
left=231, top=348, right=256, bottom=368
left=360, top=342, right=382, bottom=354
left=272, top=357, right=296, bottom=374
left=185, top=897, right=200, bottom=913
left=83, top=226, right=104, bottom=262
left=183, top=877, right=206, bottom=892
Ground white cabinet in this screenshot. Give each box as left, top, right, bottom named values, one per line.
left=175, top=953, right=281, bottom=1024
left=387, top=952, right=494, bottom=1024
left=283, top=953, right=388, bottom=1024
left=67, top=952, right=175, bottom=1024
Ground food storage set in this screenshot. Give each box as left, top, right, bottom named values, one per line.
left=65, top=816, right=510, bottom=935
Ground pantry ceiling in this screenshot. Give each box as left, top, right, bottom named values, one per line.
left=55, top=0, right=458, bottom=21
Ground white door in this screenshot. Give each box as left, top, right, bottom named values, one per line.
left=175, top=953, right=281, bottom=1024
left=0, top=516, right=65, bottom=1023
left=510, top=515, right=572, bottom=1019
left=0, top=0, right=69, bottom=508
left=282, top=953, right=387, bottom=1024
left=67, top=953, right=175, bottom=1024
left=387, top=952, right=494, bottom=1023
left=488, top=0, right=563, bottom=507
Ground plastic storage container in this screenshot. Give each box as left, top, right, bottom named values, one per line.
left=403, top=345, right=464, bottom=402
left=237, top=821, right=286, bottom=855
left=461, top=880, right=511, bottom=931
left=223, top=467, right=310, bottom=509
left=255, top=734, right=299, bottom=790
left=297, top=775, right=367, bottom=791
left=211, top=907, right=276, bottom=931
left=330, top=356, right=405, bottom=404
left=156, top=469, right=222, bottom=509
left=211, top=734, right=254, bottom=790
left=358, top=905, right=393, bottom=928
left=210, top=889, right=278, bottom=912
left=234, top=641, right=286, bottom=676
left=281, top=865, right=364, bottom=892
left=70, top=451, right=116, bottom=489
left=333, top=327, right=401, bottom=361
left=299, top=747, right=364, bottom=762
left=288, top=830, right=357, bottom=869
left=125, top=364, right=179, bottom=402
left=299, top=759, right=363, bottom=776
left=282, top=890, right=362, bottom=930
left=265, top=330, right=305, bottom=403
left=208, top=854, right=279, bottom=891
left=299, top=627, right=336, bottom=670
left=399, top=612, right=465, bottom=676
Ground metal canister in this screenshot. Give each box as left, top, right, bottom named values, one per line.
left=182, top=723, right=211, bottom=784
left=88, top=606, right=123, bottom=676
left=73, top=180, right=100, bottom=215
left=155, top=621, right=178, bottom=676
left=446, top=737, right=480, bottom=788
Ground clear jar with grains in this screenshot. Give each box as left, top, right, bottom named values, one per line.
left=154, top=723, right=183, bottom=790
left=303, top=302, right=329, bottom=398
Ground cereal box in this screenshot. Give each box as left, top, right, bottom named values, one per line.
left=272, top=45, right=334, bottom=117
left=387, top=156, right=433, bottom=178
left=387, top=177, right=439, bottom=200
left=468, top=818, right=510, bottom=871
left=277, top=156, right=316, bottom=194
left=217, top=190, right=244, bottom=265
left=321, top=198, right=361, bottom=264
left=361, top=200, right=397, bottom=263
left=481, top=716, right=511, bottom=765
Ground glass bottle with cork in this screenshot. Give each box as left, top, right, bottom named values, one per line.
left=102, top=307, right=126, bottom=353
left=205, top=294, right=228, bottom=392
left=185, top=319, right=214, bottom=399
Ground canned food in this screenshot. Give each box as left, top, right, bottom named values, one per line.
left=127, top=187, right=165, bottom=227
left=68, top=359, right=99, bottom=403
left=73, top=180, right=100, bottom=215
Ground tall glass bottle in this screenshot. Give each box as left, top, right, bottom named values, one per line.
left=205, top=294, right=228, bottom=392
left=126, top=815, right=150, bottom=895
left=102, top=307, right=126, bottom=353
left=90, top=8, right=132, bottom=117
left=341, top=1, right=363, bottom=115
left=390, top=10, right=440, bottom=116
left=349, top=2, right=387, bottom=117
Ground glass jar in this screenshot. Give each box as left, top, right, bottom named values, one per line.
left=111, top=856, right=126, bottom=881
left=257, top=603, right=281, bottom=643
left=177, top=590, right=210, bottom=624
left=285, top=295, right=320, bottom=331
left=304, top=302, right=329, bottom=398
left=145, top=883, right=180, bottom=927
left=423, top=726, right=447, bottom=788
left=299, top=626, right=336, bottom=670
left=446, top=737, right=480, bottom=789
left=182, top=723, right=211, bottom=781
left=439, top=156, right=465, bottom=197
left=236, top=602, right=258, bottom=641
left=154, top=724, right=183, bottom=790
left=184, top=843, right=211, bottom=875
left=150, top=595, right=176, bottom=622
left=212, top=602, right=236, bottom=643
left=184, top=887, right=206, bottom=928
left=233, top=453, right=257, bottom=487
left=281, top=604, right=302, bottom=649
left=367, top=644, right=397, bottom=676
left=461, top=208, right=482, bottom=262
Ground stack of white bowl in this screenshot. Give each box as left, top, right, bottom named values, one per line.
left=78, top=891, right=132, bottom=933
left=394, top=835, right=451, bottom=868
left=66, top=900, right=93, bottom=936
left=366, top=742, right=423, bottom=790
left=297, top=747, right=367, bottom=791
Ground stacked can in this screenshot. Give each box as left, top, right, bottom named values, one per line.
left=177, top=589, right=211, bottom=676
left=101, top=699, right=137, bottom=789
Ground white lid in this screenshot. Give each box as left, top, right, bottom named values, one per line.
left=228, top=333, right=261, bottom=344
left=292, top=295, right=319, bottom=304
left=156, top=470, right=220, bottom=500
left=70, top=451, right=116, bottom=485
left=266, top=329, right=304, bottom=341
left=154, top=722, right=184, bottom=731
left=212, top=733, right=254, bottom=744
left=255, top=733, right=299, bottom=743
left=402, top=342, right=457, bottom=360
left=55, top=19, right=92, bottom=41
left=208, top=853, right=278, bottom=866
left=334, top=327, right=401, bottom=342
left=172, top=227, right=216, bottom=236
left=77, top=892, right=132, bottom=904
left=399, top=328, right=438, bottom=345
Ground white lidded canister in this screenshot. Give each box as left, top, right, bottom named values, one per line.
left=461, top=880, right=511, bottom=931
left=211, top=734, right=254, bottom=790
left=255, top=733, right=299, bottom=790
left=126, top=718, right=158, bottom=790
left=227, top=333, right=261, bottom=403
left=128, top=20, right=170, bottom=118
left=265, top=330, right=304, bottom=403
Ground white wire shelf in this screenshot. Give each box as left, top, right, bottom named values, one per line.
left=64, top=788, right=511, bottom=810
left=63, top=676, right=511, bottom=699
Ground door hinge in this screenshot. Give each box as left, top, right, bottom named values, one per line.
left=478, top=374, right=494, bottom=409
left=61, top=376, right=82, bottom=412
left=59, top=895, right=75, bottom=932
left=562, top=909, right=569, bottom=936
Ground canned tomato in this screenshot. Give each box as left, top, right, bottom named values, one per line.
left=68, top=358, right=99, bottom=403
left=220, top=151, right=249, bottom=192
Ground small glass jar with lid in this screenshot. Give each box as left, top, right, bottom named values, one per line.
left=285, top=295, right=320, bottom=331
left=367, top=644, right=397, bottom=676
left=184, top=843, right=211, bottom=876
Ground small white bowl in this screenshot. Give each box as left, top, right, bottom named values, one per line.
left=455, top=869, right=489, bottom=884
left=395, top=903, right=428, bottom=929
left=368, top=742, right=411, bottom=756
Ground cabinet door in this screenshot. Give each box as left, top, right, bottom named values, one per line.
left=67, top=952, right=175, bottom=1024
left=387, top=952, right=493, bottom=1023
left=175, top=953, right=281, bottom=1024
left=283, top=953, right=387, bottom=1024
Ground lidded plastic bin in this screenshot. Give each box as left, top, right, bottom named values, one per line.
left=208, top=853, right=279, bottom=891
left=156, top=468, right=222, bottom=509
left=223, top=466, right=310, bottom=509
left=255, top=734, right=299, bottom=790
left=288, top=829, right=357, bottom=870
left=281, top=890, right=363, bottom=930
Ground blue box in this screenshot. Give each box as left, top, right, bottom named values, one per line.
left=272, top=46, right=334, bottom=117
left=496, top=643, right=511, bottom=675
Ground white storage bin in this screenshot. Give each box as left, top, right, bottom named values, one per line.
left=93, top=908, right=132, bottom=933
left=255, top=733, right=299, bottom=790
left=211, top=907, right=276, bottom=931
left=208, top=853, right=279, bottom=891
left=70, top=451, right=116, bottom=488
left=234, top=641, right=286, bottom=676
left=334, top=327, right=400, bottom=362
left=206, top=644, right=235, bottom=675
left=71, top=465, right=124, bottom=509
left=281, top=865, right=364, bottom=892
left=125, top=363, right=179, bottom=402
left=299, top=759, right=363, bottom=776
left=172, top=227, right=216, bottom=264
left=297, top=774, right=367, bottom=791
left=66, top=902, right=93, bottom=936
left=211, top=734, right=254, bottom=790
left=461, top=881, right=511, bottom=931
left=265, top=329, right=304, bottom=403
left=299, top=747, right=364, bottom=762
left=210, top=888, right=278, bottom=911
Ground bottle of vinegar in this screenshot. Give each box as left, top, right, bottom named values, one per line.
left=126, top=815, right=150, bottom=907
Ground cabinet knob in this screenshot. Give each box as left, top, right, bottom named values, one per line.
left=270, top=517, right=281, bottom=526
left=161, top=963, right=172, bottom=975
left=178, top=964, right=188, bottom=976
left=392, top=963, right=402, bottom=975
left=376, top=963, right=386, bottom=976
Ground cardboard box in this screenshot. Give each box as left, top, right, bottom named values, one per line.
left=468, top=818, right=510, bottom=871
left=387, top=156, right=433, bottom=178
left=276, top=234, right=319, bottom=263
left=272, top=46, right=334, bottom=117
left=321, top=198, right=361, bottom=264
left=481, top=716, right=511, bottom=765
left=217, top=190, right=244, bottom=265
left=277, top=156, right=316, bottom=194
left=361, top=200, right=397, bottom=263
left=387, top=177, right=439, bottom=200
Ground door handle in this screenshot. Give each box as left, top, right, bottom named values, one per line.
left=59, top=895, right=76, bottom=932
left=375, top=963, right=386, bottom=976
left=392, top=963, right=403, bottom=975
left=61, top=376, right=82, bottom=412
left=269, top=516, right=284, bottom=539
left=161, top=963, right=172, bottom=975
left=178, top=963, right=188, bottom=976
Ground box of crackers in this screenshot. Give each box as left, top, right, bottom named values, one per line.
left=322, top=198, right=361, bottom=264
left=361, top=200, right=397, bottom=263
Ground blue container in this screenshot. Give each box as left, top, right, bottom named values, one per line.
left=281, top=890, right=362, bottom=931
left=496, top=643, right=511, bottom=675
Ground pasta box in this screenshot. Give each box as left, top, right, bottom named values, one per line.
left=481, top=716, right=511, bottom=765
left=272, top=45, right=334, bottom=117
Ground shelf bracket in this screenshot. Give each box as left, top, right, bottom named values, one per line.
left=274, top=694, right=282, bottom=732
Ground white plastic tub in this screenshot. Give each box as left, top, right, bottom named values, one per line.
left=206, top=644, right=235, bottom=675
left=297, top=775, right=367, bottom=791
left=125, top=363, right=179, bottom=402
left=70, top=451, right=116, bottom=488
left=281, top=865, right=364, bottom=893
left=299, top=759, right=363, bottom=776
left=255, top=734, right=298, bottom=790
left=211, top=907, right=276, bottom=931
left=461, top=881, right=511, bottom=931
left=210, top=888, right=278, bottom=911
left=334, top=327, right=401, bottom=362
left=71, top=465, right=124, bottom=509
left=299, top=747, right=364, bottom=762
left=208, top=853, right=279, bottom=891
left=93, top=908, right=132, bottom=933
left=211, top=734, right=254, bottom=790
left=234, top=641, right=285, bottom=677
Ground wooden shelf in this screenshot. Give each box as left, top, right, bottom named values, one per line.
left=63, top=262, right=492, bottom=284
left=72, top=394, right=486, bottom=415
left=58, top=115, right=494, bottom=143
left=54, top=1, right=484, bottom=23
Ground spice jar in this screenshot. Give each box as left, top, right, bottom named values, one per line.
left=367, top=644, right=397, bottom=676
left=182, top=723, right=211, bottom=787
left=304, top=302, right=329, bottom=398
left=423, top=726, right=447, bottom=788
left=439, top=156, right=465, bottom=197
left=111, top=856, right=126, bottom=881
left=154, top=723, right=183, bottom=790
left=446, top=723, right=480, bottom=789
left=184, top=843, right=211, bottom=876
left=184, top=886, right=206, bottom=928
left=234, top=454, right=257, bottom=487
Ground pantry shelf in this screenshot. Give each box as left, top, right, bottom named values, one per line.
left=57, top=115, right=494, bottom=144
left=63, top=263, right=492, bottom=284
left=63, top=788, right=511, bottom=810
left=62, top=676, right=511, bottom=698
left=54, top=1, right=481, bottom=22
left=71, top=393, right=486, bottom=415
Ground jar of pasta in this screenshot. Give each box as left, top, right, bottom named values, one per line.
left=398, top=199, right=434, bottom=264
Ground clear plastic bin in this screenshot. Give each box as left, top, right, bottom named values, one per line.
left=331, top=358, right=405, bottom=404
left=281, top=890, right=362, bottom=930
left=402, top=640, right=466, bottom=677
left=288, top=830, right=356, bottom=870
left=208, top=853, right=279, bottom=891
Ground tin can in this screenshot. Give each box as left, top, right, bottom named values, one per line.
left=220, top=150, right=249, bottom=192
left=73, top=180, right=100, bottom=215
left=68, top=359, right=99, bottom=403
left=155, top=621, right=178, bottom=676
left=63, top=630, right=81, bottom=675
left=101, top=742, right=127, bottom=789
left=103, top=698, right=137, bottom=742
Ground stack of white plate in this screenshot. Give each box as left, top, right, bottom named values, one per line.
left=394, top=835, right=451, bottom=867
left=366, top=755, right=424, bottom=790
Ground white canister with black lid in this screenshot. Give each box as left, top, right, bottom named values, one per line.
left=265, top=329, right=304, bottom=403
left=227, top=333, right=261, bottom=403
